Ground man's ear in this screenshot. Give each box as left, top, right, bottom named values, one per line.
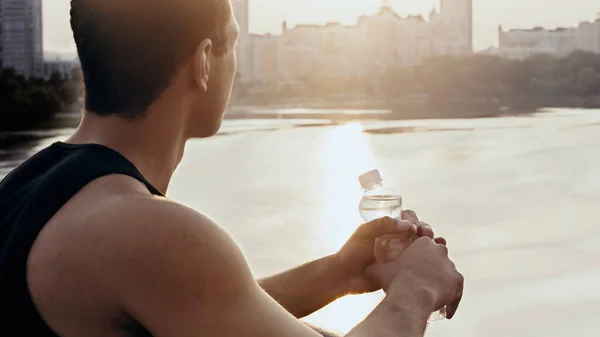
left=193, top=39, right=213, bottom=92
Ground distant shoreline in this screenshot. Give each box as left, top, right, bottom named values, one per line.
left=226, top=98, right=538, bottom=121
left=1, top=101, right=588, bottom=134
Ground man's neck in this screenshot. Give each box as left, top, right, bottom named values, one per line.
left=67, top=110, right=188, bottom=195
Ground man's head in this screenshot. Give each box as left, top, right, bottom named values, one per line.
left=71, top=0, right=239, bottom=138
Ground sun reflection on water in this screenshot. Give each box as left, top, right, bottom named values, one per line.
left=318, top=123, right=380, bottom=250
left=305, top=122, right=385, bottom=333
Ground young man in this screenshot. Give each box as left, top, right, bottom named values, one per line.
left=0, top=1, right=463, bottom=336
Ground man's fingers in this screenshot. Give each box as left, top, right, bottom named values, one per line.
left=401, top=210, right=419, bottom=225
left=356, top=217, right=412, bottom=239
left=446, top=274, right=464, bottom=319
left=417, top=221, right=435, bottom=239
left=434, top=237, right=447, bottom=246
left=401, top=211, right=437, bottom=239
left=446, top=291, right=463, bottom=319
left=401, top=210, right=420, bottom=234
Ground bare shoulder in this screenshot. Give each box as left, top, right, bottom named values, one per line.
left=31, top=173, right=238, bottom=268
left=78, top=190, right=231, bottom=252
left=28, top=174, right=253, bottom=336
left=84, top=193, right=250, bottom=290
left=30, top=173, right=237, bottom=273
left=87, top=193, right=244, bottom=276
left=35, top=179, right=248, bottom=288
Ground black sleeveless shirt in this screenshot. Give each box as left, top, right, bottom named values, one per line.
left=0, top=142, right=163, bottom=336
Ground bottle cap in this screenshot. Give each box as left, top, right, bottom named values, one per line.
left=359, top=169, right=382, bottom=189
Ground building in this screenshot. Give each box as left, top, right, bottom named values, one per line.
left=277, top=21, right=362, bottom=81
left=577, top=14, right=600, bottom=54
left=0, top=0, right=44, bottom=78
left=247, top=33, right=280, bottom=84
left=246, top=0, right=473, bottom=84
left=43, top=57, right=80, bottom=80
left=439, top=0, right=473, bottom=52
left=231, top=0, right=250, bottom=82
left=498, top=26, right=578, bottom=59
left=494, top=12, right=600, bottom=60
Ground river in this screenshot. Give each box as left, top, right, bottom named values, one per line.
left=1, top=108, right=600, bottom=336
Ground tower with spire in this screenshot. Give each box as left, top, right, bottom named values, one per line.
left=379, top=0, right=393, bottom=13
left=429, top=5, right=439, bottom=21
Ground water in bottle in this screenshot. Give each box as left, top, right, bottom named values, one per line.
left=358, top=169, right=404, bottom=261
left=358, top=169, right=446, bottom=324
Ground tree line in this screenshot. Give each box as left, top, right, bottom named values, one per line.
left=247, top=51, right=600, bottom=110
left=3, top=51, right=599, bottom=131
left=0, top=67, right=81, bottom=131
left=406, top=50, right=600, bottom=108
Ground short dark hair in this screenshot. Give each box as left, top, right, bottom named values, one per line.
left=71, top=0, right=231, bottom=119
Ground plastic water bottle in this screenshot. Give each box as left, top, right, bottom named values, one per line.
left=358, top=169, right=446, bottom=324
left=358, top=169, right=404, bottom=261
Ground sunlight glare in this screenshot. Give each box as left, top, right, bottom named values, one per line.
left=318, top=122, right=379, bottom=252
left=305, top=122, right=384, bottom=333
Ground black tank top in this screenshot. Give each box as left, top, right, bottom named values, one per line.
left=0, top=142, right=163, bottom=336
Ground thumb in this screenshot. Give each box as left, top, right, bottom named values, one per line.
left=356, top=217, right=416, bottom=240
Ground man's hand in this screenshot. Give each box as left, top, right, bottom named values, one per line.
left=401, top=209, right=447, bottom=245
left=259, top=210, right=446, bottom=318
left=347, top=237, right=464, bottom=337
left=385, top=237, right=464, bottom=319
left=333, top=210, right=440, bottom=294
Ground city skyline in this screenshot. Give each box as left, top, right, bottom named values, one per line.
left=43, top=0, right=600, bottom=56
left=243, top=0, right=474, bottom=83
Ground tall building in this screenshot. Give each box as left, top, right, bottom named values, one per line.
left=231, top=0, right=250, bottom=82
left=577, top=14, right=600, bottom=54
left=0, top=0, right=44, bottom=78
left=440, top=0, right=473, bottom=52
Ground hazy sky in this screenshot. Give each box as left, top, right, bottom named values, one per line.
left=44, top=0, right=600, bottom=54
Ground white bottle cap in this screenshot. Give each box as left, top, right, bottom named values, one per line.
left=359, top=169, right=382, bottom=189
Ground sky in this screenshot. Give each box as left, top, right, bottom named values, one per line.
left=44, top=0, right=600, bottom=55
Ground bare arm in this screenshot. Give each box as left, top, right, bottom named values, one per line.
left=93, top=199, right=459, bottom=337
left=258, top=255, right=351, bottom=318
left=347, top=273, right=434, bottom=337
left=260, top=217, right=423, bottom=318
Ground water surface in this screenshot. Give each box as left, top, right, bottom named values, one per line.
left=2, top=109, right=599, bottom=336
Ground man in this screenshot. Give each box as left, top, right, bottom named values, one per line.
left=0, top=1, right=463, bottom=336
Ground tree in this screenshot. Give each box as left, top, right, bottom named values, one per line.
left=577, top=67, right=600, bottom=97
left=48, top=71, right=66, bottom=89
left=0, top=66, right=80, bottom=130
left=24, top=87, right=62, bottom=121
left=59, top=81, right=82, bottom=106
